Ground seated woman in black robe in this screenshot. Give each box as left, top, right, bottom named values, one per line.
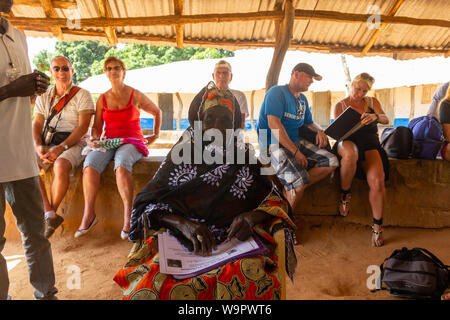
left=113, top=82, right=296, bottom=300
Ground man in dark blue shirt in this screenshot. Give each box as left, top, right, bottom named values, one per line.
left=258, top=63, right=338, bottom=210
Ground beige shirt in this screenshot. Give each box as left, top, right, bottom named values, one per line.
left=34, top=85, right=95, bottom=133
left=0, top=18, right=38, bottom=182
left=230, top=89, right=249, bottom=118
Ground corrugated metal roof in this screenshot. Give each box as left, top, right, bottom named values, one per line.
left=4, top=0, right=450, bottom=60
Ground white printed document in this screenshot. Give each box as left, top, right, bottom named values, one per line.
left=158, top=231, right=267, bottom=279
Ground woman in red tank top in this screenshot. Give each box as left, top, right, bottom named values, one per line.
left=76, top=57, right=161, bottom=240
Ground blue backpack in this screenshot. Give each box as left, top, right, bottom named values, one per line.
left=408, top=116, right=443, bottom=160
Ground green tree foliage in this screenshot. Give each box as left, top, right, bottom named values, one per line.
left=91, top=44, right=234, bottom=75
left=33, top=50, right=54, bottom=73
left=56, top=41, right=110, bottom=84
left=34, top=41, right=234, bottom=85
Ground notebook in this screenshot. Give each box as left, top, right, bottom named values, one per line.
left=158, top=231, right=268, bottom=279
left=324, top=107, right=363, bottom=141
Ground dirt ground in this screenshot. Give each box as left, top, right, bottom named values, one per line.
left=3, top=216, right=450, bottom=300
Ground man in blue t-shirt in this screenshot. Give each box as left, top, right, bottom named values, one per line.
left=257, top=63, right=338, bottom=210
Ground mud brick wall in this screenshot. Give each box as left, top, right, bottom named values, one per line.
left=5, top=159, right=450, bottom=240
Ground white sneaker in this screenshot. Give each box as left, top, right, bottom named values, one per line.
left=120, top=230, right=129, bottom=240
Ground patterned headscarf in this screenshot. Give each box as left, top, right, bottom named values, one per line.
left=198, top=81, right=235, bottom=121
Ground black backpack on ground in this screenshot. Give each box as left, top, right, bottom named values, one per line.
left=380, top=126, right=415, bottom=159
left=379, top=247, right=450, bottom=299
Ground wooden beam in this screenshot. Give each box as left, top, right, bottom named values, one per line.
left=294, top=8, right=449, bottom=28
left=175, top=24, right=183, bottom=49
left=15, top=26, right=447, bottom=57
left=96, top=0, right=117, bottom=46
left=39, top=0, right=64, bottom=40
left=174, top=0, right=183, bottom=49
left=250, top=90, right=256, bottom=130
left=360, top=0, right=405, bottom=57
left=409, top=85, right=416, bottom=120
left=57, top=28, right=449, bottom=55
left=266, top=0, right=294, bottom=90
left=14, top=0, right=76, bottom=9
left=7, top=11, right=282, bottom=29
left=8, top=9, right=450, bottom=30
left=175, top=92, right=183, bottom=130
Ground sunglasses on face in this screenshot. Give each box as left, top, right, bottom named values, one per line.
left=52, top=66, right=70, bottom=72
left=106, top=66, right=122, bottom=71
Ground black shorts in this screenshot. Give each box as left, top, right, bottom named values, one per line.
left=332, top=133, right=389, bottom=181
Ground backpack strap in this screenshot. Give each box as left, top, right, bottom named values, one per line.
left=413, top=247, right=450, bottom=270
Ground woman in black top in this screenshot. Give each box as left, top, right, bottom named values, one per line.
left=332, top=73, right=389, bottom=247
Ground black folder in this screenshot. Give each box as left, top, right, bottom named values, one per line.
left=324, top=107, right=363, bottom=141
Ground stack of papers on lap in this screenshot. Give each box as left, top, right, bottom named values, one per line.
left=324, top=107, right=363, bottom=141
left=158, top=231, right=268, bottom=279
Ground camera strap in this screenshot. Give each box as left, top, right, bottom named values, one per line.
left=46, top=85, right=81, bottom=126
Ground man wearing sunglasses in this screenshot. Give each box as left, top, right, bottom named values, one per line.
left=32, top=56, right=95, bottom=239
left=1, top=0, right=58, bottom=300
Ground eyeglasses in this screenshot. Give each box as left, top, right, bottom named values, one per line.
left=52, top=66, right=70, bottom=72
left=106, top=66, right=123, bottom=71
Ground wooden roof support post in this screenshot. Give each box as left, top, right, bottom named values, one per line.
left=360, top=0, right=404, bottom=57
left=175, top=92, right=183, bottom=130
left=39, top=0, right=64, bottom=40
left=409, top=85, right=416, bottom=120
left=265, top=0, right=294, bottom=91
left=96, top=0, right=117, bottom=46
left=174, top=0, right=183, bottom=49
left=250, top=90, right=256, bottom=130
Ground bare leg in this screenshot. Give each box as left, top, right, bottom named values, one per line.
left=336, top=141, right=359, bottom=216
left=283, top=166, right=336, bottom=210
left=283, top=185, right=305, bottom=211
left=115, top=166, right=134, bottom=233
left=444, top=146, right=450, bottom=162
left=361, top=150, right=385, bottom=247
left=307, top=166, right=336, bottom=186
left=337, top=141, right=358, bottom=190
left=79, top=167, right=101, bottom=230
left=50, top=158, right=72, bottom=212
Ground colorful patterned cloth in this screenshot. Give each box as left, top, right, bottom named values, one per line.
left=91, top=137, right=149, bottom=157
left=113, top=192, right=295, bottom=300
left=199, top=81, right=234, bottom=118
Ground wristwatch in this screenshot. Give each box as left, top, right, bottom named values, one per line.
left=61, top=143, right=69, bottom=151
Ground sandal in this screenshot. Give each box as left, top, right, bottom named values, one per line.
left=371, top=225, right=384, bottom=247
left=338, top=190, right=351, bottom=217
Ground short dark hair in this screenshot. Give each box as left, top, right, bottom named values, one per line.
left=103, top=56, right=126, bottom=71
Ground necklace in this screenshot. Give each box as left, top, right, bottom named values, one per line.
left=1, top=35, right=14, bottom=68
